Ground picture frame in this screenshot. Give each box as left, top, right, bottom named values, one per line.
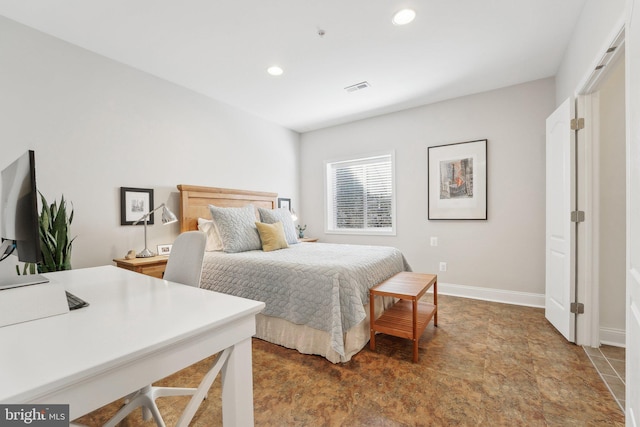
left=428, top=139, right=487, bottom=220
left=157, top=244, right=172, bottom=256
left=278, top=197, right=291, bottom=212
left=120, top=187, right=154, bottom=225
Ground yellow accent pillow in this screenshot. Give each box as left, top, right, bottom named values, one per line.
left=255, top=221, right=289, bottom=252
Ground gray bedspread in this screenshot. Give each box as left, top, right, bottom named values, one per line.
left=200, top=242, right=411, bottom=356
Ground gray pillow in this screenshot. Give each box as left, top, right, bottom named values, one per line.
left=258, top=207, right=298, bottom=245
left=208, top=204, right=262, bottom=253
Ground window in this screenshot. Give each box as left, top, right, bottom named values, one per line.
left=325, top=152, right=396, bottom=235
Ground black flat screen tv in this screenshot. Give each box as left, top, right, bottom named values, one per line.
left=0, top=150, right=48, bottom=289
left=1, top=150, right=42, bottom=263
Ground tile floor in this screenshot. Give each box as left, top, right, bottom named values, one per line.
left=77, top=295, right=625, bottom=426
left=584, top=345, right=626, bottom=411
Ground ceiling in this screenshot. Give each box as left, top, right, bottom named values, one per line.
left=0, top=0, right=587, bottom=133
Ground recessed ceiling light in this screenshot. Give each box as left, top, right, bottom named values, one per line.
left=267, top=66, right=284, bottom=76
left=392, top=9, right=416, bottom=26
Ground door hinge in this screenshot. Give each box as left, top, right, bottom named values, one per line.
left=571, top=210, right=585, bottom=223
left=570, top=302, right=585, bottom=314
left=571, top=118, right=585, bottom=130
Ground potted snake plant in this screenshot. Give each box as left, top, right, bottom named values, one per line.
left=17, top=194, right=75, bottom=275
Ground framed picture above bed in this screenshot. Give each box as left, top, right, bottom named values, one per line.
left=428, top=139, right=487, bottom=220
left=277, top=197, right=291, bottom=211
left=120, top=187, right=154, bottom=225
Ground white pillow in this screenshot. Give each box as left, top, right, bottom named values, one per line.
left=258, top=207, right=299, bottom=245
left=208, top=204, right=262, bottom=253
left=197, top=218, right=223, bottom=251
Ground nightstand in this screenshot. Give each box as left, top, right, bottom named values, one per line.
left=298, top=237, right=318, bottom=243
left=113, top=256, right=169, bottom=279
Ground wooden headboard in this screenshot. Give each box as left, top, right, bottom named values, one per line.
left=177, top=184, right=278, bottom=232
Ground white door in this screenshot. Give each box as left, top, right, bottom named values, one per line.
left=545, top=98, right=576, bottom=342
left=626, top=0, right=640, bottom=424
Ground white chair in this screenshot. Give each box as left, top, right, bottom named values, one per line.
left=163, top=230, right=207, bottom=287
left=104, top=231, right=207, bottom=427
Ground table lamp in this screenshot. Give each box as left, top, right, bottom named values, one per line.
left=133, top=203, right=178, bottom=258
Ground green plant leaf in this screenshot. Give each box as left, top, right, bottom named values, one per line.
left=16, top=192, right=69, bottom=276
left=36, top=193, right=75, bottom=272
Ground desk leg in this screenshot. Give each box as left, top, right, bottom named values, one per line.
left=221, top=338, right=255, bottom=426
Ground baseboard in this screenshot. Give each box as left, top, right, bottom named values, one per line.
left=428, top=283, right=626, bottom=345
left=599, top=327, right=626, bottom=348
left=429, top=282, right=545, bottom=308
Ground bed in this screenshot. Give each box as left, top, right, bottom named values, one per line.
left=177, top=184, right=411, bottom=363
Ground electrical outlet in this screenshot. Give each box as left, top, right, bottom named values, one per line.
left=430, top=237, right=438, bottom=247
left=439, top=262, right=447, bottom=272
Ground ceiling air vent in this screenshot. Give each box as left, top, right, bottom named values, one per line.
left=345, top=81, right=370, bottom=93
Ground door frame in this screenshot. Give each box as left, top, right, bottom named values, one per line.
left=576, top=93, right=599, bottom=347
left=575, top=27, right=626, bottom=347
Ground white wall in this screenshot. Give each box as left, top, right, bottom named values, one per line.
left=598, top=55, right=627, bottom=335
left=300, top=78, right=554, bottom=297
left=0, top=17, right=300, bottom=278
left=555, top=0, right=626, bottom=103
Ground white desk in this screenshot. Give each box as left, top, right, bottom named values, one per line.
left=0, top=266, right=265, bottom=425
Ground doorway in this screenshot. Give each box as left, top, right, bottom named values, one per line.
left=564, top=27, right=627, bottom=411
left=577, top=34, right=626, bottom=348
left=545, top=28, right=626, bottom=348
left=593, top=51, right=626, bottom=347
left=576, top=29, right=626, bottom=412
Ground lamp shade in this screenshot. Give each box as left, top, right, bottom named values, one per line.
left=162, top=205, right=178, bottom=225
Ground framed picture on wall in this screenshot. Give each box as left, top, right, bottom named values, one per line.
left=278, top=197, right=291, bottom=212
left=428, top=139, right=487, bottom=220
left=120, top=187, right=154, bottom=225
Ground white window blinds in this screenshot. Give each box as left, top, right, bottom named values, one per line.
left=326, top=152, right=395, bottom=235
